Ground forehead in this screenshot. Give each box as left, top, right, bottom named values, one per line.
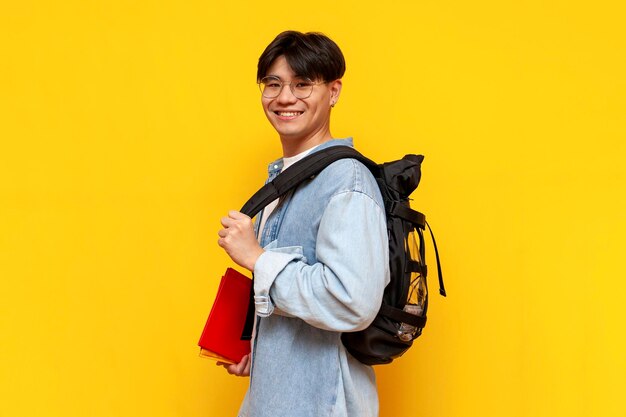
left=265, top=56, right=295, bottom=78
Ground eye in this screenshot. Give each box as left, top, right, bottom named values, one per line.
left=262, top=77, right=282, bottom=88
left=295, top=80, right=313, bottom=88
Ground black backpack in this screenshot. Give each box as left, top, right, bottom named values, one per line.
left=239, top=146, right=447, bottom=365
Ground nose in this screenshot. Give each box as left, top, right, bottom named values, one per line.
left=275, top=83, right=298, bottom=105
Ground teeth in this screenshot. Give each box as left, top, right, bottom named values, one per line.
left=277, top=112, right=301, bottom=117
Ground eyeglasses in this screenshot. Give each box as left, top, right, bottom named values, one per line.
left=258, top=76, right=326, bottom=99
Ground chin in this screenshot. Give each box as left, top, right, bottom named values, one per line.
left=272, top=124, right=305, bottom=139
left=278, top=131, right=306, bottom=141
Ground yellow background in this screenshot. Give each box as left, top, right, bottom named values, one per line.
left=1, top=1, right=624, bottom=416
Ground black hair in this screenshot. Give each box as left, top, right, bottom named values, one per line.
left=257, top=31, right=346, bottom=83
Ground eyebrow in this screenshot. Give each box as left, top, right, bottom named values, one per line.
left=264, top=75, right=312, bottom=82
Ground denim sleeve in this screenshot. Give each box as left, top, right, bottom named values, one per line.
left=253, top=190, right=390, bottom=332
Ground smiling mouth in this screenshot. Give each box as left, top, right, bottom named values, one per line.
left=274, top=111, right=303, bottom=117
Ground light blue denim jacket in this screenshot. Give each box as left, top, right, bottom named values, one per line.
left=238, top=138, right=390, bottom=417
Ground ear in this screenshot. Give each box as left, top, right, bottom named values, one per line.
left=328, top=79, right=342, bottom=106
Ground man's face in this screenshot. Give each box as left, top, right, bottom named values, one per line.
left=261, top=56, right=340, bottom=153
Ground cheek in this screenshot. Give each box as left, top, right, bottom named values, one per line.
left=310, top=103, right=329, bottom=121
left=262, top=106, right=275, bottom=121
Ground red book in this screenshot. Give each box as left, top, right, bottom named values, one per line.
left=198, top=268, right=252, bottom=364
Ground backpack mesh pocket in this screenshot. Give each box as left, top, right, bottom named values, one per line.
left=396, top=227, right=428, bottom=341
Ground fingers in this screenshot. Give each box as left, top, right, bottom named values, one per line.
left=243, top=354, right=251, bottom=375
left=217, top=211, right=262, bottom=271
left=217, top=233, right=226, bottom=248
left=218, top=210, right=253, bottom=241
left=220, top=216, right=235, bottom=228
left=216, top=354, right=250, bottom=377
left=233, top=354, right=251, bottom=376
left=229, top=354, right=249, bottom=375
left=220, top=211, right=250, bottom=226
left=222, top=210, right=250, bottom=222
left=228, top=210, right=249, bottom=220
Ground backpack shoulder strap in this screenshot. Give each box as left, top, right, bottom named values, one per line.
left=238, top=145, right=376, bottom=340
left=240, top=146, right=377, bottom=217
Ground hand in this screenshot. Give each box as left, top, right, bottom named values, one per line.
left=217, top=210, right=264, bottom=272
left=216, top=353, right=251, bottom=377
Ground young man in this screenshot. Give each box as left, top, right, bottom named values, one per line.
left=217, top=31, right=390, bottom=417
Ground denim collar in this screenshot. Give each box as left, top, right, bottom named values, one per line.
left=265, top=137, right=355, bottom=177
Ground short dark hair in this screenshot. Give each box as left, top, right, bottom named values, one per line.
left=257, top=31, right=346, bottom=83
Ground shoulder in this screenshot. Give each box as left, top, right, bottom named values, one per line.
left=314, top=157, right=383, bottom=206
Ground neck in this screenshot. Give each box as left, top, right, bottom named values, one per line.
left=280, top=129, right=333, bottom=157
